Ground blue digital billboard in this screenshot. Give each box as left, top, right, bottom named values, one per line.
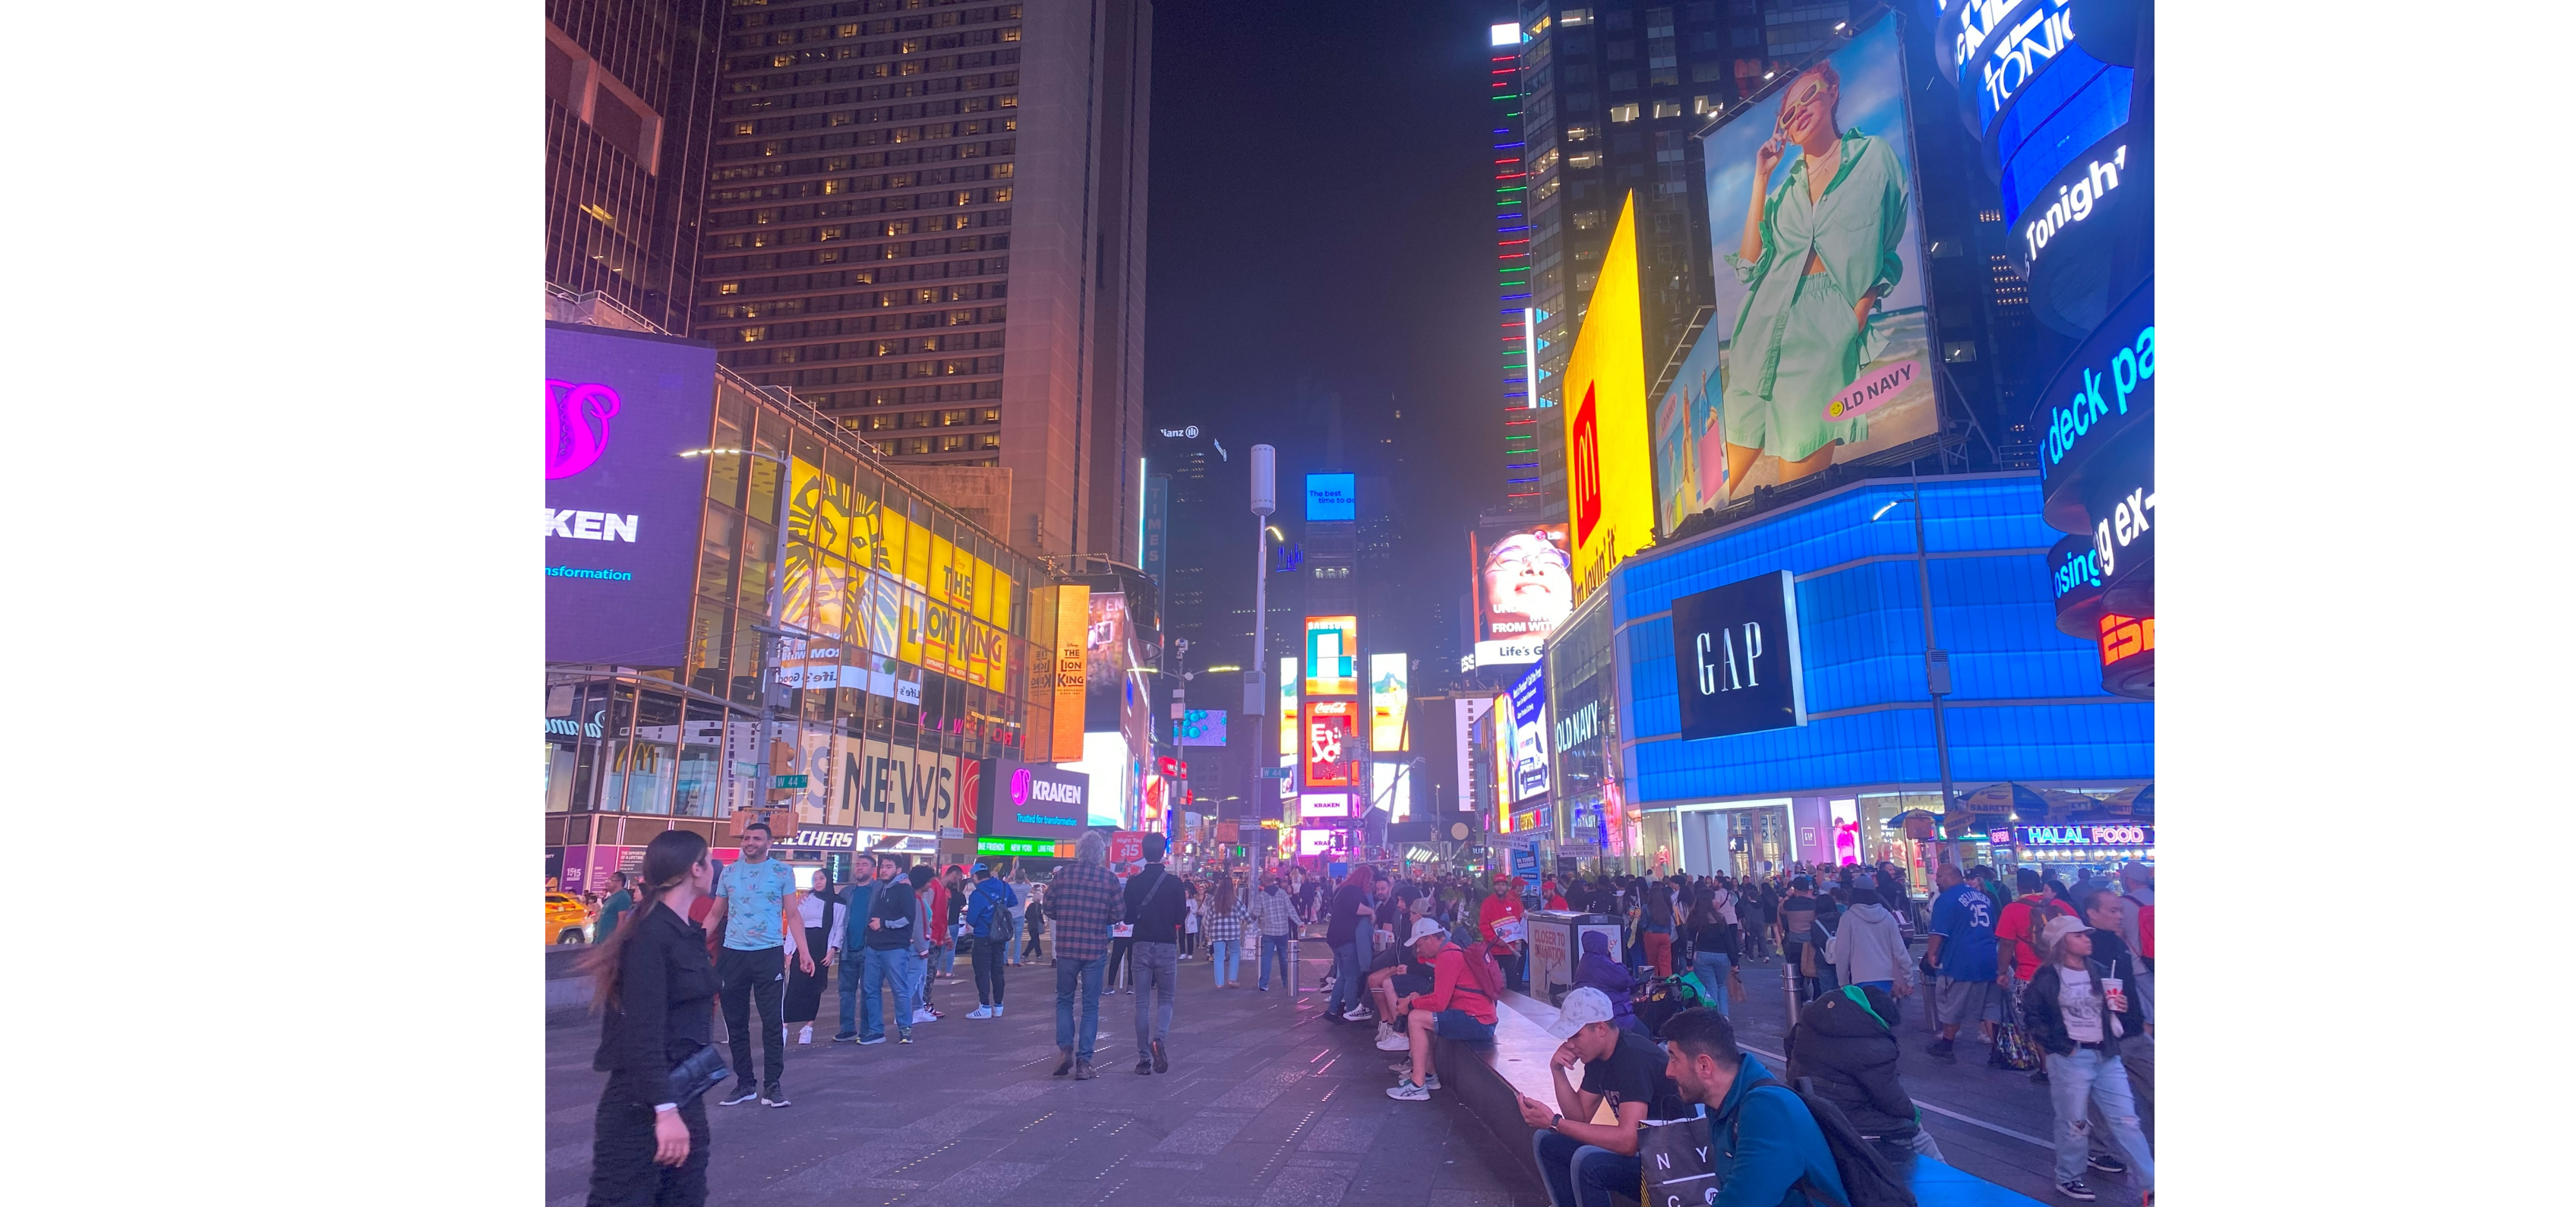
left=1609, top=474, right=2151, bottom=804
left=1305, top=473, right=1356, bottom=522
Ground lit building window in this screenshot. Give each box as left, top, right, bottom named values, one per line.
left=1608, top=103, right=1640, bottom=123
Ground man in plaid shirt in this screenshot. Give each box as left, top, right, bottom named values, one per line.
left=1046, top=831, right=1120, bottom=1080
left=1255, top=875, right=1300, bottom=992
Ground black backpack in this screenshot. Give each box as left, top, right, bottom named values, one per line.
left=1727, top=1077, right=1917, bottom=1207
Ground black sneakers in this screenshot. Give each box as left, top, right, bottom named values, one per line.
left=1923, top=1038, right=1957, bottom=1063
left=2086, top=1155, right=2128, bottom=1175
left=1151, top=1040, right=1170, bottom=1074
left=2054, top=1179, right=2095, bottom=1202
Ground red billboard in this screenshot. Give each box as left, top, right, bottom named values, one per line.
left=1304, top=701, right=1355, bottom=788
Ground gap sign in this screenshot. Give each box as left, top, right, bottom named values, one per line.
left=1669, top=570, right=1807, bottom=741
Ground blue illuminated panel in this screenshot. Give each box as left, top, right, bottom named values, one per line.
left=1997, top=64, right=2130, bottom=223
left=1611, top=475, right=2152, bottom=804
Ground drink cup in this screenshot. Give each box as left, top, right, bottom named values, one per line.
left=2102, top=977, right=2126, bottom=1012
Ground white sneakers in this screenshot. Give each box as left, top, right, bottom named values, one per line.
left=1375, top=1025, right=1411, bottom=1052
left=968, top=1006, right=995, bottom=1019
left=913, top=1009, right=938, bottom=1024
left=797, top=1025, right=814, bottom=1044
left=993, top=1004, right=1005, bottom=1017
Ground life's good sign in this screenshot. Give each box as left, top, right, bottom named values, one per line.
left=1669, top=570, right=1807, bottom=741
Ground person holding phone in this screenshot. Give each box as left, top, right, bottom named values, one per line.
left=582, top=830, right=719, bottom=1207
left=1517, top=987, right=1694, bottom=1207
left=1720, top=60, right=1911, bottom=494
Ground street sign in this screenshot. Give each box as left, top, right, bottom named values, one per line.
left=1258, top=766, right=1293, bottom=779
left=772, top=774, right=808, bottom=788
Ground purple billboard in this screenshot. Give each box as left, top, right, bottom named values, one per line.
left=545, top=324, right=719, bottom=665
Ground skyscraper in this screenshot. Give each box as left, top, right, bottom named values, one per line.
left=545, top=0, right=728, bottom=336
left=693, top=0, right=1151, bottom=561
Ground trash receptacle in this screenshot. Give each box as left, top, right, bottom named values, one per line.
left=1524, top=910, right=1623, bottom=1006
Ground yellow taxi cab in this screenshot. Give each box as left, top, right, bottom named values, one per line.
left=548, top=893, right=595, bottom=945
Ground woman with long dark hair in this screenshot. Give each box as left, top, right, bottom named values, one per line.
left=582, top=829, right=720, bottom=1207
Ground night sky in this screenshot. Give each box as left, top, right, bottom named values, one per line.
left=1144, top=0, right=1511, bottom=661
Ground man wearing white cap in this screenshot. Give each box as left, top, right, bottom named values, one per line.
left=1383, top=918, right=1501, bottom=1101
left=1514, top=986, right=1693, bottom=1207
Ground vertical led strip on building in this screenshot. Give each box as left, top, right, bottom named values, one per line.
left=1491, top=22, right=1541, bottom=503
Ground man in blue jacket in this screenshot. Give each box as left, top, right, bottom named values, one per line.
left=966, top=863, right=1020, bottom=1019
left=1660, top=1007, right=1848, bottom=1207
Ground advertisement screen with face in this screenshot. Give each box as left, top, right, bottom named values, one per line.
left=1473, top=523, right=1573, bottom=662
left=545, top=325, right=720, bottom=665
left=1697, top=15, right=1937, bottom=503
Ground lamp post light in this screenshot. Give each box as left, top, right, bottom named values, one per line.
left=1868, top=470, right=1958, bottom=832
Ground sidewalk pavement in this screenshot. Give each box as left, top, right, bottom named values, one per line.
left=545, top=942, right=1545, bottom=1207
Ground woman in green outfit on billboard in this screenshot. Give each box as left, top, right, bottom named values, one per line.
left=1721, top=60, right=1910, bottom=494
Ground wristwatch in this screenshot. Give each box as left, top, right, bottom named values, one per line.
left=1549, top=1112, right=1563, bottom=1131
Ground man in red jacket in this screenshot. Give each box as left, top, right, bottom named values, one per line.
left=1479, top=876, right=1530, bottom=991
left=1385, top=919, right=1500, bottom=1101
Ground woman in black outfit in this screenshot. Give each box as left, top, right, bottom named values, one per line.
left=583, top=830, right=721, bottom=1207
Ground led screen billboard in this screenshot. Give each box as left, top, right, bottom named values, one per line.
left=1176, top=709, right=1229, bottom=747
left=1368, top=652, right=1410, bottom=752
left=1653, top=327, right=1728, bottom=536
left=1560, top=194, right=1652, bottom=603
left=1507, top=662, right=1549, bottom=802
left=1470, top=522, right=1574, bottom=665
left=1697, top=17, right=1937, bottom=501
left=1304, top=700, right=1356, bottom=788
left=1084, top=592, right=1132, bottom=730
left=1303, top=615, right=1358, bottom=697
left=545, top=324, right=721, bottom=665
left=1305, top=472, right=1356, bottom=522
left=1669, top=570, right=1808, bottom=741
left=1279, top=655, right=1299, bottom=757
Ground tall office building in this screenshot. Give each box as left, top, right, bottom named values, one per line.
left=1489, top=24, right=1543, bottom=513
left=694, top=0, right=1151, bottom=561
left=545, top=0, right=728, bottom=336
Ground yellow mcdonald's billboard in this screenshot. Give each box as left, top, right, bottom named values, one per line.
left=1559, top=191, right=1652, bottom=602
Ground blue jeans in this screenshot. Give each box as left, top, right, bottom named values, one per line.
left=935, top=935, right=958, bottom=975
left=835, top=953, right=869, bottom=1038
left=857, top=946, right=910, bottom=1041
left=2047, top=1047, right=2154, bottom=1190
left=1691, top=950, right=1733, bottom=1016
left=1054, top=954, right=1106, bottom=1060
left=1005, top=922, right=1024, bottom=965
left=1325, top=938, right=1367, bottom=1016
left=1258, top=934, right=1293, bottom=989
left=1133, top=940, right=1179, bottom=1051
left=1533, top=1129, right=1642, bottom=1207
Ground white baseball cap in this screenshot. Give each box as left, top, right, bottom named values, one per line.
left=1406, top=917, right=1449, bottom=945
left=1548, top=987, right=1616, bottom=1038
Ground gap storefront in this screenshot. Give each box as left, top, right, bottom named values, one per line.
left=1608, top=472, right=2151, bottom=885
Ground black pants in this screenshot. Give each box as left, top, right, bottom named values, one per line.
left=1106, top=937, right=1133, bottom=988
left=973, top=934, right=1009, bottom=1005
left=587, top=1092, right=709, bottom=1207
left=716, top=946, right=786, bottom=1094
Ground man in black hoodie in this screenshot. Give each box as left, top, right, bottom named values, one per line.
left=1784, top=983, right=1943, bottom=1167
left=857, top=861, right=925, bottom=1044
left=1123, top=834, right=1188, bottom=1074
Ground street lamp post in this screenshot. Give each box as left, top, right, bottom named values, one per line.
left=1870, top=469, right=1959, bottom=833
left=1249, top=444, right=1277, bottom=877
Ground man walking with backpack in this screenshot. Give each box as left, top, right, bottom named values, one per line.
left=964, top=863, right=1018, bottom=1019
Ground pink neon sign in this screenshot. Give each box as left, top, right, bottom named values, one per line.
left=545, top=379, right=622, bottom=479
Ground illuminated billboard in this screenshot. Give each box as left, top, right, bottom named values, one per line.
left=1045, top=585, right=1090, bottom=760
left=1652, top=326, right=1728, bottom=535
left=1305, top=472, right=1356, bottom=522
left=1559, top=194, right=1653, bottom=602
left=1176, top=709, right=1228, bottom=747
left=545, top=324, right=720, bottom=665
left=1305, top=700, right=1356, bottom=788
left=1697, top=17, right=1937, bottom=501
left=1368, top=652, right=1410, bottom=752
left=1303, top=615, right=1358, bottom=697
left=1470, top=522, right=1573, bottom=665
left=1371, top=761, right=1413, bottom=823
left=1278, top=655, right=1299, bottom=756
left=1507, top=662, right=1549, bottom=802
left=1299, top=792, right=1353, bottom=819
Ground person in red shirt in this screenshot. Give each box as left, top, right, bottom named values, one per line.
left=1479, top=876, right=1530, bottom=991
left=1994, top=867, right=2070, bottom=989
left=1385, top=918, right=1501, bottom=1100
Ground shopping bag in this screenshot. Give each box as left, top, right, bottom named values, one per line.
left=1640, top=1111, right=1716, bottom=1207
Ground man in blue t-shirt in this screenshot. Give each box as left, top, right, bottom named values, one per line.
left=702, top=823, right=812, bottom=1106
left=1923, top=862, right=2000, bottom=1063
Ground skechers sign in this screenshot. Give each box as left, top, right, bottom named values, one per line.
left=545, top=324, right=721, bottom=665
left=1669, top=570, right=1807, bottom=741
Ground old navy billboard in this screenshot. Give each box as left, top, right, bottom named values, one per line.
left=545, top=324, right=720, bottom=665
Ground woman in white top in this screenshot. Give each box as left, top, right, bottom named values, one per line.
left=784, top=871, right=848, bottom=1044
left=1181, top=883, right=1202, bottom=962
